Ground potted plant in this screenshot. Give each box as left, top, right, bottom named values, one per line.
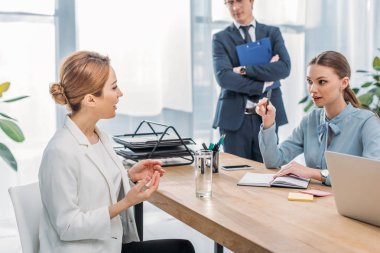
left=0, top=81, right=28, bottom=171
left=299, top=50, right=380, bottom=117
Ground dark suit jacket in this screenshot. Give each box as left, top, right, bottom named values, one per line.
left=212, top=21, right=291, bottom=131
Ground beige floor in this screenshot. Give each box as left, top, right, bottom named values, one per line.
left=0, top=201, right=233, bottom=253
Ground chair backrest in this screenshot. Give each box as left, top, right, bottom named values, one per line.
left=8, top=182, right=41, bottom=253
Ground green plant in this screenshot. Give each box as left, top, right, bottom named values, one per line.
left=299, top=50, right=380, bottom=117
left=0, top=81, right=29, bottom=171
left=353, top=51, right=380, bottom=116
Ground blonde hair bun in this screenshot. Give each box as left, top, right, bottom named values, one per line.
left=49, top=82, right=68, bottom=105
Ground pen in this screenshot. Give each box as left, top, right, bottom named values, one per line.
left=265, top=89, right=272, bottom=115
left=213, top=134, right=226, bottom=152
left=218, top=134, right=226, bottom=145
left=202, top=143, right=208, bottom=150
left=208, top=143, right=214, bottom=150
left=217, top=134, right=226, bottom=145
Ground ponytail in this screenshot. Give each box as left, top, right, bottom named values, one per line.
left=343, top=87, right=360, bottom=108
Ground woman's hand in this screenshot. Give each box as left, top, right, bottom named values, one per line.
left=273, top=161, right=322, bottom=181
left=128, top=160, right=165, bottom=182
left=255, top=97, right=276, bottom=129
left=124, top=171, right=160, bottom=206
left=109, top=171, right=161, bottom=218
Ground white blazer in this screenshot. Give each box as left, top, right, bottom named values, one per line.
left=38, top=116, right=139, bottom=253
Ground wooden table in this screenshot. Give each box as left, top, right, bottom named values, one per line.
left=145, top=153, right=380, bottom=253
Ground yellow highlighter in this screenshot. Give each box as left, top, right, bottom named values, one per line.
left=288, top=192, right=313, bottom=202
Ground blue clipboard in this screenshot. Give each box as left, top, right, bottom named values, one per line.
left=236, top=37, right=280, bottom=91
left=236, top=37, right=272, bottom=66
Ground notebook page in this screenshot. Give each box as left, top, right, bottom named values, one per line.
left=237, top=172, right=273, bottom=187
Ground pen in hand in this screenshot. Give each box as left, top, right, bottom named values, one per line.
left=265, top=89, right=272, bottom=115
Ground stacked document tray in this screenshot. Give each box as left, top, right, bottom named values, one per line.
left=113, top=121, right=195, bottom=167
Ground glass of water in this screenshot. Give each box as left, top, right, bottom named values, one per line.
left=195, top=149, right=213, bottom=198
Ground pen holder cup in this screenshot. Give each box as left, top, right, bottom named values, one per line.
left=195, top=150, right=213, bottom=198
left=212, top=150, right=219, bottom=173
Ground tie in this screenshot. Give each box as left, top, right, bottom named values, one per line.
left=240, top=25, right=252, bottom=43
left=240, top=25, right=257, bottom=103
left=317, top=121, right=341, bottom=169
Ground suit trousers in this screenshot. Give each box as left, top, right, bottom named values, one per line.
left=122, top=239, right=195, bottom=253
left=220, top=113, right=278, bottom=162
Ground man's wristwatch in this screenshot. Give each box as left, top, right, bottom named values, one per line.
left=320, top=169, right=329, bottom=184
left=240, top=66, right=247, bottom=75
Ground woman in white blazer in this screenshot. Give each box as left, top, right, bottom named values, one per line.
left=39, top=51, right=195, bottom=253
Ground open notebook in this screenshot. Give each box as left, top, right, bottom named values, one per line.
left=238, top=172, right=310, bottom=189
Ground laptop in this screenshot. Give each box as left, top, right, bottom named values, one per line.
left=325, top=151, right=380, bottom=227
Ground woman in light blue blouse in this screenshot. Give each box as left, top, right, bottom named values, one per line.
left=255, top=51, right=380, bottom=185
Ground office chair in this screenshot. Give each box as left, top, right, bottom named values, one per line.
left=8, top=182, right=41, bottom=253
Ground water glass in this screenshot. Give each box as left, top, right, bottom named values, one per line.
left=195, top=150, right=213, bottom=198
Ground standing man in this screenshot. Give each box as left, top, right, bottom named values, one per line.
left=212, top=0, right=291, bottom=162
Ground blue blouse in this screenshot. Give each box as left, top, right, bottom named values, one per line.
left=259, top=103, right=380, bottom=185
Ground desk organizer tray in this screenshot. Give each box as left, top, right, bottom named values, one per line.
left=113, top=121, right=195, bottom=167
